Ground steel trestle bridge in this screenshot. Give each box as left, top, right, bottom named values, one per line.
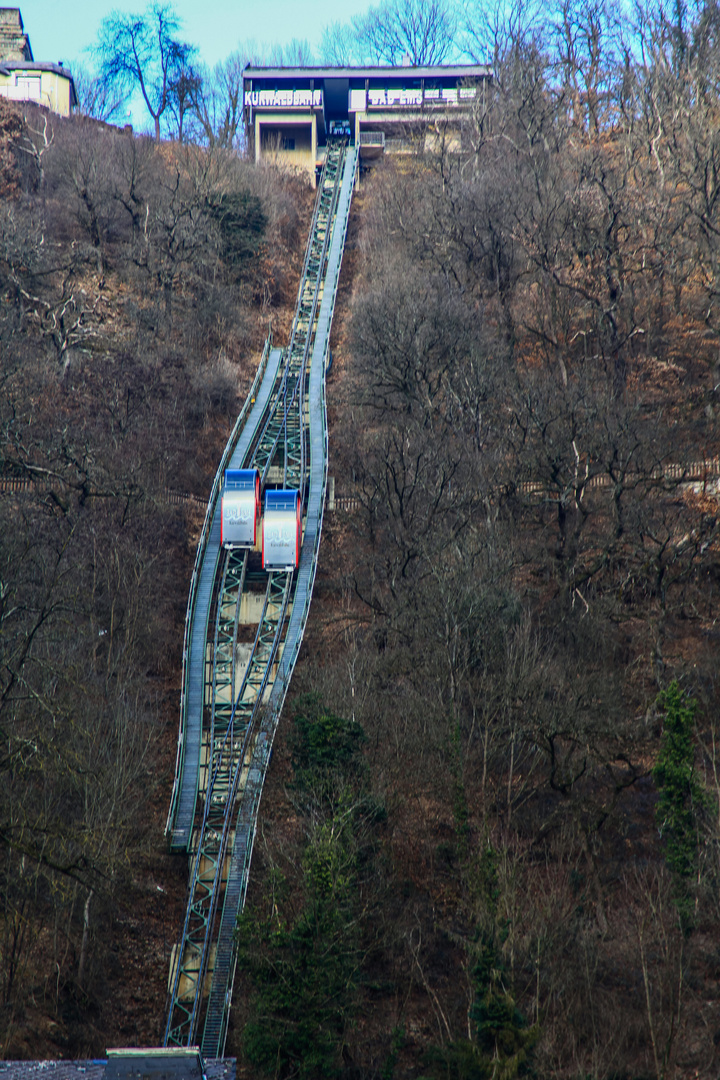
left=163, top=138, right=358, bottom=1059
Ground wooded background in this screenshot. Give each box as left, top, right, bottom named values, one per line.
left=1, top=1, right=720, bottom=1077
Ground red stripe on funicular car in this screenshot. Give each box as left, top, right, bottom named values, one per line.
left=262, top=489, right=300, bottom=571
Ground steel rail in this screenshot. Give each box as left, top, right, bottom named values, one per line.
left=210, top=550, right=248, bottom=744
left=281, top=144, right=345, bottom=495
left=164, top=570, right=292, bottom=1048
left=200, top=142, right=359, bottom=1060
left=252, top=145, right=346, bottom=491
left=242, top=155, right=333, bottom=486
left=164, top=138, right=357, bottom=1058
left=167, top=332, right=283, bottom=851
left=165, top=144, right=347, bottom=1046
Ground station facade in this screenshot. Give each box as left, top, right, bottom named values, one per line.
left=242, top=63, right=491, bottom=185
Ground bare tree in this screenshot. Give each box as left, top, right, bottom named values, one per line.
left=167, top=60, right=202, bottom=142
left=15, top=106, right=54, bottom=186
left=551, top=0, right=619, bottom=132
left=267, top=38, right=316, bottom=67
left=71, top=61, right=126, bottom=124
left=462, top=0, right=545, bottom=67
left=318, top=21, right=360, bottom=65
left=323, top=0, right=459, bottom=66
left=188, top=53, right=245, bottom=150
left=94, top=2, right=195, bottom=141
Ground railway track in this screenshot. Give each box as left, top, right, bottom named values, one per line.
left=163, top=138, right=358, bottom=1058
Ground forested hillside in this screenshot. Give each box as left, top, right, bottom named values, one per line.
left=232, top=7, right=720, bottom=1080
left=0, top=99, right=312, bottom=1055
left=2, top=0, right=720, bottom=1076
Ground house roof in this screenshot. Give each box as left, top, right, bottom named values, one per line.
left=0, top=1064, right=108, bottom=1080
left=0, top=59, right=73, bottom=78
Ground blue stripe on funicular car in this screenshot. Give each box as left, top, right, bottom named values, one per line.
left=221, top=468, right=261, bottom=547
left=262, top=489, right=301, bottom=571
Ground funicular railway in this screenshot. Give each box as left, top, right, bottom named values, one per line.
left=162, top=136, right=358, bottom=1060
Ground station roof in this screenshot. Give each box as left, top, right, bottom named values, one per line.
left=243, top=63, right=491, bottom=82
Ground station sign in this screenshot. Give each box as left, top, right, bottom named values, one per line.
left=349, top=86, right=477, bottom=111
left=245, top=89, right=323, bottom=109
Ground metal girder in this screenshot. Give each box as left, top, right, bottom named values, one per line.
left=164, top=138, right=356, bottom=1058
left=167, top=336, right=282, bottom=853
left=211, top=550, right=247, bottom=738
left=164, top=571, right=292, bottom=1049
left=200, top=142, right=359, bottom=1061
left=252, top=141, right=348, bottom=493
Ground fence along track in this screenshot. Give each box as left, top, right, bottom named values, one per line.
left=164, top=571, right=291, bottom=1048
left=251, top=142, right=346, bottom=493
left=167, top=336, right=285, bottom=852
left=163, top=140, right=358, bottom=1057
left=201, top=142, right=359, bottom=1060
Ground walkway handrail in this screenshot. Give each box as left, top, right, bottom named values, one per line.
left=165, top=140, right=358, bottom=1059
left=166, top=328, right=273, bottom=838
left=164, top=572, right=292, bottom=1048
left=200, top=143, right=359, bottom=1060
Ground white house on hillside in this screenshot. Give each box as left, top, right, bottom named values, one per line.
left=0, top=7, right=76, bottom=116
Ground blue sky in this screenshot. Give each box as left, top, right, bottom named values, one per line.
left=21, top=0, right=374, bottom=131
left=23, top=0, right=371, bottom=71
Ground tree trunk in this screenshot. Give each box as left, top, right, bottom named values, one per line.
left=78, top=889, right=93, bottom=991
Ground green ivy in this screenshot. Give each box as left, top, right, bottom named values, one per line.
left=236, top=697, right=371, bottom=1078
left=288, top=693, right=367, bottom=802
left=653, top=681, right=707, bottom=931
left=421, top=845, right=538, bottom=1080
left=381, top=1026, right=405, bottom=1080
left=208, top=190, right=266, bottom=278
left=237, top=849, right=359, bottom=1080
left=470, top=934, right=538, bottom=1078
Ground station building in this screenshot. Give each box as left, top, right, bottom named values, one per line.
left=242, top=63, right=491, bottom=185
